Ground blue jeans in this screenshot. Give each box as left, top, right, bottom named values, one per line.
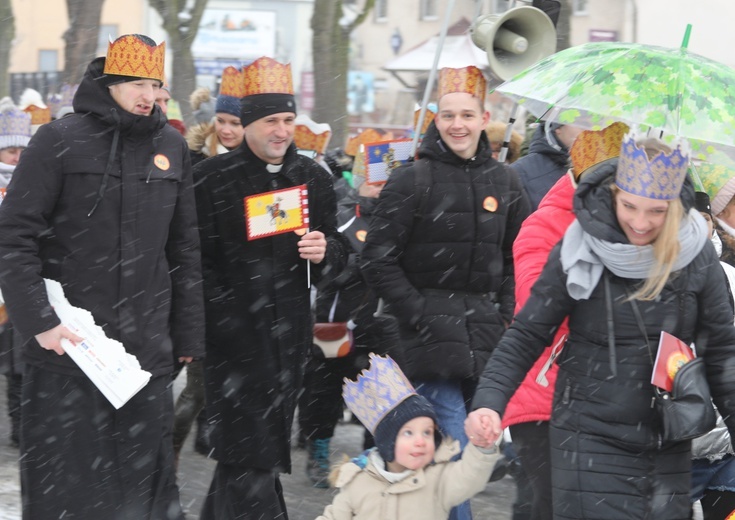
left=691, top=455, right=735, bottom=502
left=415, top=379, right=472, bottom=520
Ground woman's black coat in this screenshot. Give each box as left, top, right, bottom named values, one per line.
left=472, top=166, right=735, bottom=519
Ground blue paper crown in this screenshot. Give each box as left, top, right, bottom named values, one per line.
left=615, top=131, right=690, bottom=200
left=342, top=354, right=416, bottom=434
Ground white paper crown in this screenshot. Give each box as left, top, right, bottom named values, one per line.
left=0, top=97, right=32, bottom=150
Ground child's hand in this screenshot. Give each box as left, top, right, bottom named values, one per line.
left=465, top=408, right=502, bottom=448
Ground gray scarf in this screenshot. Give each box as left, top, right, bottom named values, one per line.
left=560, top=208, right=708, bottom=300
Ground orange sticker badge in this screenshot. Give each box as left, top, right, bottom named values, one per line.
left=667, top=352, right=690, bottom=381
left=356, top=230, right=367, bottom=242
left=483, top=196, right=498, bottom=212
left=154, top=154, right=170, bottom=171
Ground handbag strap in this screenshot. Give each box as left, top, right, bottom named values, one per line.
left=603, top=271, right=618, bottom=377
left=627, top=291, right=655, bottom=367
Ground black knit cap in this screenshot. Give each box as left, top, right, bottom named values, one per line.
left=240, top=93, right=296, bottom=128
left=373, top=394, right=442, bottom=462
left=695, top=191, right=712, bottom=217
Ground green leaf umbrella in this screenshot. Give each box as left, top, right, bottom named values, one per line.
left=494, top=36, right=735, bottom=148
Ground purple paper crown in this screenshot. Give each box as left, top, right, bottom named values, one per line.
left=615, top=131, right=690, bottom=200
left=46, top=93, right=62, bottom=120
left=0, top=97, right=32, bottom=150
left=56, top=84, right=79, bottom=117
left=342, top=354, right=416, bottom=434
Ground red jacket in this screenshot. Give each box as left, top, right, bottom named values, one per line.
left=502, top=172, right=575, bottom=428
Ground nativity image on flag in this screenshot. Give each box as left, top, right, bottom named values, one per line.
left=245, top=184, right=309, bottom=240
left=364, top=138, right=414, bottom=185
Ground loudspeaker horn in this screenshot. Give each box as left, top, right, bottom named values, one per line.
left=471, top=6, right=557, bottom=81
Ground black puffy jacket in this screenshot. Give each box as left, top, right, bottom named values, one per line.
left=362, top=122, right=529, bottom=381
left=0, top=57, right=204, bottom=376
left=511, top=125, right=570, bottom=212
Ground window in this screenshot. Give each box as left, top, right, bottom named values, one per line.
left=420, top=0, right=438, bottom=20
left=573, top=0, right=589, bottom=15
left=38, top=50, right=58, bottom=72
left=97, top=24, right=119, bottom=56
left=374, top=0, right=388, bottom=22
left=492, top=0, right=511, bottom=13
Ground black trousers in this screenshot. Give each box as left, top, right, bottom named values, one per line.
left=21, top=366, right=182, bottom=520
left=201, top=463, right=288, bottom=520
left=509, top=421, right=553, bottom=520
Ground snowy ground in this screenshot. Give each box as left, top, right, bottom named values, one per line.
left=0, top=441, right=20, bottom=520
left=0, top=370, right=520, bottom=519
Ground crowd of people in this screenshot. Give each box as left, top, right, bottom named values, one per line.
left=0, top=31, right=734, bottom=520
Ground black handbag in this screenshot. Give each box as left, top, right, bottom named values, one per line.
left=626, top=286, right=716, bottom=443
left=654, top=357, right=716, bottom=442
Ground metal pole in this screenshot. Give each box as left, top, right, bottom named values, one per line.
left=498, top=103, right=519, bottom=163
left=411, top=0, right=457, bottom=156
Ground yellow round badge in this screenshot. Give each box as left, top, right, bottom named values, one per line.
left=356, top=230, right=367, bottom=242
left=154, top=154, right=170, bottom=171
left=483, top=196, right=498, bottom=212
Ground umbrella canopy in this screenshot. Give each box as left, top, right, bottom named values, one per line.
left=494, top=40, right=735, bottom=147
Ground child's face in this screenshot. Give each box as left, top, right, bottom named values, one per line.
left=386, top=416, right=436, bottom=473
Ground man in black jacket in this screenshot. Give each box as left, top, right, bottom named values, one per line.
left=512, top=121, right=582, bottom=212
left=362, top=65, right=529, bottom=520
left=194, top=57, right=349, bottom=520
left=0, top=34, right=204, bottom=520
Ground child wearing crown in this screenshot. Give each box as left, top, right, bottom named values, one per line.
left=467, top=130, right=735, bottom=520
left=317, top=354, right=501, bottom=520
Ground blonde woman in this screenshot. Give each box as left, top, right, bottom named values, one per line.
left=186, top=83, right=245, bottom=166
left=467, top=132, right=735, bottom=520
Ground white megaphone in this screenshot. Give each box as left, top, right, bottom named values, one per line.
left=471, top=6, right=557, bottom=81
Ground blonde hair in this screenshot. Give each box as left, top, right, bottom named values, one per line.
left=610, top=183, right=685, bottom=301
left=485, top=121, right=523, bottom=164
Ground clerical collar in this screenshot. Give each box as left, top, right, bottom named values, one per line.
left=266, top=163, right=283, bottom=174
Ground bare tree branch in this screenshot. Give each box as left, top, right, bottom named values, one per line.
left=346, top=0, right=376, bottom=33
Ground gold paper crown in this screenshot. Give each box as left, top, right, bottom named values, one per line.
left=219, top=66, right=245, bottom=98
left=294, top=115, right=332, bottom=155
left=342, top=354, right=417, bottom=434
left=570, top=122, right=630, bottom=180
left=438, top=66, right=486, bottom=103
left=616, top=131, right=690, bottom=201
left=243, top=57, right=294, bottom=97
left=23, top=105, right=51, bottom=126
left=413, top=108, right=436, bottom=137
left=345, top=128, right=389, bottom=157
left=103, top=35, right=165, bottom=83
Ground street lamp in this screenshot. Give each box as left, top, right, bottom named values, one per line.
left=390, top=28, right=403, bottom=55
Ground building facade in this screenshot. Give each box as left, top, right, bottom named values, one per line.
left=7, top=0, right=733, bottom=135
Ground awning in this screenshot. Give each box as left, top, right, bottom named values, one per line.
left=382, top=18, right=488, bottom=88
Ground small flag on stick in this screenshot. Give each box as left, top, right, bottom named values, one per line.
left=364, top=138, right=414, bottom=185
left=244, top=185, right=309, bottom=240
